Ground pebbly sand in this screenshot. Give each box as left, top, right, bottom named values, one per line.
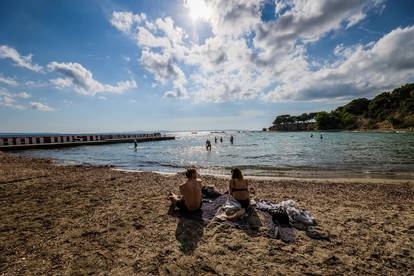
left=0, top=151, right=413, bottom=275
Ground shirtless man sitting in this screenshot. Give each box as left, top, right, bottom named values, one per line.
left=168, top=168, right=203, bottom=212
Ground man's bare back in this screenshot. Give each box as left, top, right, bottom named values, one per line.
left=168, top=168, right=203, bottom=211
left=179, top=178, right=202, bottom=211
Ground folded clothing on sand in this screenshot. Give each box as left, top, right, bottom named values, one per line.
left=202, top=186, right=222, bottom=199
left=256, top=199, right=316, bottom=227
left=222, top=197, right=242, bottom=215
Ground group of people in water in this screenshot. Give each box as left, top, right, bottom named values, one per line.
left=310, top=133, right=323, bottom=139
left=206, top=135, right=234, bottom=151
left=168, top=167, right=250, bottom=212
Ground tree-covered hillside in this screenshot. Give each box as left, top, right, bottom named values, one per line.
left=270, top=83, right=414, bottom=131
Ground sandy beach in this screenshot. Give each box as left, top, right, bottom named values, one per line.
left=0, top=151, right=413, bottom=275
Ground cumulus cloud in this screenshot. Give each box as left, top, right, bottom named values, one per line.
left=253, top=0, right=381, bottom=60
left=47, top=62, right=137, bottom=95
left=111, top=12, right=189, bottom=98
left=0, top=88, right=35, bottom=110
left=0, top=95, right=25, bottom=110
left=29, top=102, right=55, bottom=112
left=110, top=0, right=412, bottom=103
left=110, top=11, right=145, bottom=33
left=205, top=0, right=262, bottom=37
left=0, top=74, right=18, bottom=86
left=265, top=25, right=414, bottom=101
left=0, top=45, right=43, bottom=72
left=16, top=92, right=31, bottom=99
left=0, top=88, right=31, bottom=99
left=346, top=10, right=367, bottom=29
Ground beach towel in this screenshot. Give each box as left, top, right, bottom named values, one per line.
left=170, top=193, right=325, bottom=243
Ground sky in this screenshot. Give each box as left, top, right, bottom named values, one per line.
left=1, top=0, right=414, bottom=133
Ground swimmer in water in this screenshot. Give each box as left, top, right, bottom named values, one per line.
left=206, top=139, right=212, bottom=151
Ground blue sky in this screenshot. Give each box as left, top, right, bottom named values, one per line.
left=1, top=0, right=414, bottom=133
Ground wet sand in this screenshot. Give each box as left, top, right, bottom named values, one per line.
left=0, top=151, right=413, bottom=275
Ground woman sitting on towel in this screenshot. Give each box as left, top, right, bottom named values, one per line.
left=229, top=168, right=250, bottom=209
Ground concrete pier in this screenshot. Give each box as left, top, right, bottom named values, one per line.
left=0, top=133, right=175, bottom=151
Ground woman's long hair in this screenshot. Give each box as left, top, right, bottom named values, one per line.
left=231, top=168, right=243, bottom=180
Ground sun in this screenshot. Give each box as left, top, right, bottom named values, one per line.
left=185, top=0, right=210, bottom=21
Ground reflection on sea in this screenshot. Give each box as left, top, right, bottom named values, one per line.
left=15, top=131, right=414, bottom=179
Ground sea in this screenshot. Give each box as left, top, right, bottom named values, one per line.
left=10, top=131, right=414, bottom=179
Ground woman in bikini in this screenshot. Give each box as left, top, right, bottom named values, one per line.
left=229, top=168, right=250, bottom=209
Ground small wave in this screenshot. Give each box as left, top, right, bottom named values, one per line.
left=136, top=160, right=185, bottom=169
left=234, top=143, right=259, bottom=147
left=245, top=154, right=277, bottom=160
left=223, top=164, right=318, bottom=171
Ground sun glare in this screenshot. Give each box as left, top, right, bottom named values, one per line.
left=185, top=0, right=210, bottom=21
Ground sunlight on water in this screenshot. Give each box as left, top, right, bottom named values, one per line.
left=15, top=131, right=414, bottom=178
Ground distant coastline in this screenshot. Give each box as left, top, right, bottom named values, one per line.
left=264, top=128, right=414, bottom=133
left=266, top=83, right=414, bottom=132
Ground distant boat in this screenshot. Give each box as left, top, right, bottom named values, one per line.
left=191, top=132, right=198, bottom=134
left=210, top=131, right=225, bottom=134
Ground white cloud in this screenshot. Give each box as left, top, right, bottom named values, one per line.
left=0, top=95, right=25, bottom=110
left=206, top=0, right=262, bottom=37
left=23, top=80, right=49, bottom=88
left=29, top=102, right=54, bottom=112
left=136, top=26, right=171, bottom=48
left=16, top=92, right=31, bottom=99
left=0, top=45, right=43, bottom=72
left=47, top=61, right=137, bottom=95
left=50, top=77, right=72, bottom=89
left=0, top=74, right=18, bottom=86
left=346, top=10, right=367, bottom=29
left=0, top=88, right=31, bottom=99
left=110, top=0, right=412, bottom=103
left=0, top=88, right=32, bottom=110
left=110, top=11, right=145, bottom=33
left=265, top=25, right=414, bottom=101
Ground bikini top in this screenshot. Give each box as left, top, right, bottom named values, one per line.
left=231, top=179, right=248, bottom=192
left=232, top=187, right=248, bottom=192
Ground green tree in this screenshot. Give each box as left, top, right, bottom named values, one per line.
left=273, top=114, right=294, bottom=125
left=340, top=112, right=357, bottom=129
left=341, top=98, right=370, bottom=115
left=316, top=112, right=341, bottom=130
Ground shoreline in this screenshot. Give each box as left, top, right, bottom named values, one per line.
left=112, top=168, right=414, bottom=185
left=1, top=151, right=413, bottom=275
left=29, top=152, right=414, bottom=183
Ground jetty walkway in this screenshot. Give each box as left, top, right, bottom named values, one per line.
left=0, top=133, right=175, bottom=151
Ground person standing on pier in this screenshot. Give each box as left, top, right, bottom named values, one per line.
left=220, top=137, right=223, bottom=143
left=230, top=135, right=234, bottom=144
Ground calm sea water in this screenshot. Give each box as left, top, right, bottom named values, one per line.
left=13, top=131, right=414, bottom=178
